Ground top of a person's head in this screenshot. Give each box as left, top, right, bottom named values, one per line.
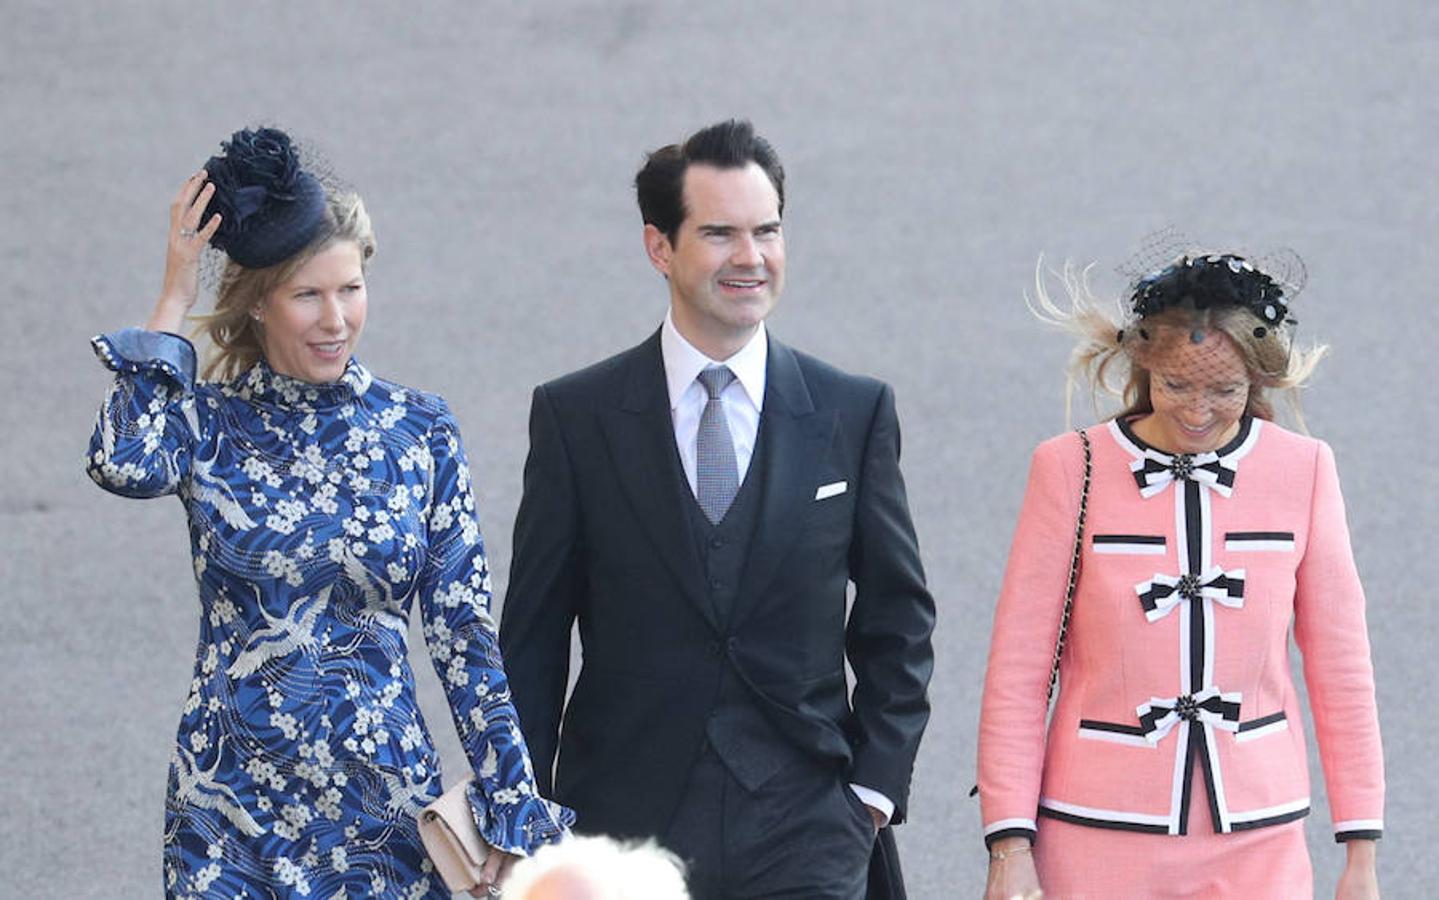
left=197, top=126, right=376, bottom=382
left=1028, top=245, right=1325, bottom=427
left=635, top=119, right=785, bottom=243
left=202, top=126, right=333, bottom=270
left=1128, top=253, right=1292, bottom=334
left=501, top=835, right=690, bottom=900
left=1119, top=253, right=1299, bottom=385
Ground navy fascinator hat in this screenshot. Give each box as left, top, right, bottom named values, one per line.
left=202, top=127, right=327, bottom=269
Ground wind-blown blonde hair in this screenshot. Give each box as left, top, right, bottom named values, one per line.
left=195, top=191, right=375, bottom=382
left=1027, top=258, right=1328, bottom=431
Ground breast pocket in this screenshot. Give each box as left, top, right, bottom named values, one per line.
left=1224, top=531, right=1295, bottom=552
left=1234, top=710, right=1290, bottom=743
left=801, top=476, right=855, bottom=547
left=1091, top=534, right=1167, bottom=556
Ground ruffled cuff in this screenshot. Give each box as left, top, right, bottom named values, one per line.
left=91, top=328, right=197, bottom=394
left=466, top=783, right=575, bottom=857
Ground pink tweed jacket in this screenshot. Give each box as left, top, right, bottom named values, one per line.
left=978, top=417, right=1384, bottom=846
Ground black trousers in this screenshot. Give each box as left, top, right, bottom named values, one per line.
left=664, top=744, right=875, bottom=900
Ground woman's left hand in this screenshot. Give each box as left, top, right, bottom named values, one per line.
left=1336, top=866, right=1379, bottom=900
left=468, top=850, right=519, bottom=897
left=1335, top=839, right=1379, bottom=900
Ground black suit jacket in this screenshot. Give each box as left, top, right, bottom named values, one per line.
left=499, top=330, right=934, bottom=840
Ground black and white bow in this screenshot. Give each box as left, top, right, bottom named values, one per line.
left=1130, top=450, right=1237, bottom=498
left=1136, top=687, right=1242, bottom=744
left=1135, top=566, right=1246, bottom=622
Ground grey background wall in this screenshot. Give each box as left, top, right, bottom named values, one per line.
left=2, top=2, right=1435, bottom=896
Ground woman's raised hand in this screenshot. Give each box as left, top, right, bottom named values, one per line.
left=147, top=171, right=222, bottom=333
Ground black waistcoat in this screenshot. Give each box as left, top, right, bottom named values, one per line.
left=679, top=427, right=810, bottom=791
left=681, top=435, right=764, bottom=627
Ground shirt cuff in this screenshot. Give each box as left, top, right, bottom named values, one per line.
left=91, top=328, right=197, bottom=392
left=1334, top=819, right=1383, bottom=842
left=984, top=817, right=1038, bottom=849
left=848, top=783, right=894, bottom=826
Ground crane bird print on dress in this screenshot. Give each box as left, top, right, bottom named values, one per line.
left=378, top=768, right=440, bottom=820
left=189, top=440, right=259, bottom=531
left=227, top=586, right=331, bottom=678
left=171, top=740, right=266, bottom=837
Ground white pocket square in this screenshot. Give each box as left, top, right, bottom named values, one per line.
left=815, top=481, right=848, bottom=501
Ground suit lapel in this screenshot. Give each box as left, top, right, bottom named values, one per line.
left=731, top=337, right=833, bottom=628
left=598, top=332, right=717, bottom=630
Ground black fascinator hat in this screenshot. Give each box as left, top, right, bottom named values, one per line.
left=202, top=127, right=327, bottom=269
left=1127, top=253, right=1299, bottom=330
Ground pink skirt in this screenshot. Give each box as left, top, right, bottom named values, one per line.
left=1034, top=770, right=1313, bottom=899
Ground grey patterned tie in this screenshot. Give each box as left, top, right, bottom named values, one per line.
left=695, top=366, right=740, bottom=524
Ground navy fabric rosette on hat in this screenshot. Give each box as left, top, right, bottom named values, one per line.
left=202, top=127, right=327, bottom=269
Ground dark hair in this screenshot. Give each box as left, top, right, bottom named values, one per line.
left=635, top=119, right=785, bottom=243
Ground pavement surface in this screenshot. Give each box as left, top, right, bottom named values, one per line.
left=2, top=2, right=1436, bottom=896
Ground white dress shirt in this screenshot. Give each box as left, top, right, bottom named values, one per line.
left=658, top=312, right=895, bottom=826
left=661, top=311, right=767, bottom=493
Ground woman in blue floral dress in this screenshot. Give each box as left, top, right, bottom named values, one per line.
left=86, top=128, right=573, bottom=898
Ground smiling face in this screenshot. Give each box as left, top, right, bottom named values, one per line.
left=1136, top=329, right=1252, bottom=454
left=644, top=162, right=784, bottom=360
left=254, top=241, right=367, bottom=384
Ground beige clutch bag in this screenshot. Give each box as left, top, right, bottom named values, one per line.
left=418, top=776, right=493, bottom=893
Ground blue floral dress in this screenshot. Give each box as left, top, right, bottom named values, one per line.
left=86, top=329, right=573, bottom=898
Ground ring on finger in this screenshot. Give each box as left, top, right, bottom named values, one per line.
left=179, top=227, right=198, bottom=239
left=486, top=885, right=501, bottom=897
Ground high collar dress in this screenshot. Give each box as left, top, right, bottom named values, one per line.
left=87, top=329, right=572, bottom=898
left=977, top=417, right=1384, bottom=897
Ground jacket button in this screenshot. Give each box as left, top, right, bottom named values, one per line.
left=710, top=536, right=725, bottom=549
left=726, top=638, right=738, bottom=652
left=710, top=579, right=725, bottom=591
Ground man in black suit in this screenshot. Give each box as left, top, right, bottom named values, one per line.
left=500, top=120, right=934, bottom=899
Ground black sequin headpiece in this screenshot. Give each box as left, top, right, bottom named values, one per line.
left=201, top=127, right=327, bottom=269
left=1129, top=254, right=1294, bottom=328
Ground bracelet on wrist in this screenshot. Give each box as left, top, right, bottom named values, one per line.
left=990, top=845, right=1032, bottom=862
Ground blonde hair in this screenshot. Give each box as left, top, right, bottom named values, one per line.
left=1028, top=258, right=1328, bottom=431
left=195, top=191, right=376, bottom=382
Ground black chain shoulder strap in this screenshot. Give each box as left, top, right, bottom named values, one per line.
left=1046, top=427, right=1093, bottom=704
left=970, top=427, right=1094, bottom=801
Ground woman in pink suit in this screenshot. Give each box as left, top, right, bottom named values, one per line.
left=977, top=253, right=1383, bottom=899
